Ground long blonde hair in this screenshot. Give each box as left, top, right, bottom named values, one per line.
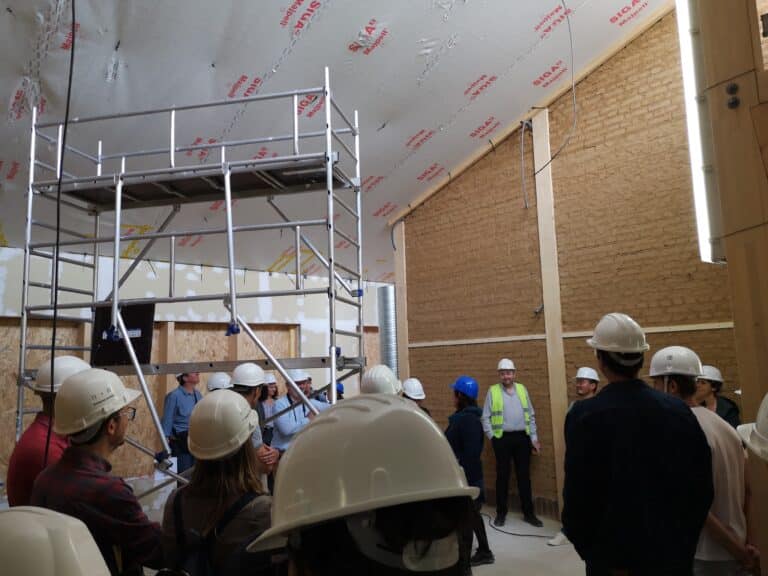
left=187, top=441, right=264, bottom=534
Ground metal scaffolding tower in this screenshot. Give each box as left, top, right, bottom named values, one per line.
left=17, top=67, right=364, bottom=480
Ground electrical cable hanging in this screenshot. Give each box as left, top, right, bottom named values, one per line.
left=533, top=0, right=577, bottom=178
left=521, top=120, right=530, bottom=208
left=43, top=0, right=77, bottom=468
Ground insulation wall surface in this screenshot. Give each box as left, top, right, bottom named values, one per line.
left=406, top=128, right=544, bottom=343
left=548, top=12, right=733, bottom=332
left=405, top=12, right=738, bottom=513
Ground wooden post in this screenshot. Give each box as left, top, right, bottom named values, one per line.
left=157, top=322, right=175, bottom=401
left=531, top=108, right=569, bottom=513
left=696, top=1, right=768, bottom=571
left=289, top=325, right=299, bottom=356
left=227, top=328, right=247, bottom=361
left=393, top=220, right=410, bottom=380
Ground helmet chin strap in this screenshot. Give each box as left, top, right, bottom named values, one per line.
left=345, top=511, right=459, bottom=572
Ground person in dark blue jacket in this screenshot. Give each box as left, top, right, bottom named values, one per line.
left=445, top=375, right=494, bottom=567
left=563, top=313, right=713, bottom=576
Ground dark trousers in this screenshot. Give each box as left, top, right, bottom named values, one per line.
left=491, top=431, right=533, bottom=517
left=462, top=499, right=491, bottom=554
left=586, top=565, right=610, bottom=576
left=170, top=434, right=195, bottom=474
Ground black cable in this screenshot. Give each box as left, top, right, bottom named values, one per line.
left=521, top=120, right=529, bottom=208
left=533, top=0, right=577, bottom=177
left=43, top=0, right=76, bottom=468
left=479, top=512, right=555, bottom=539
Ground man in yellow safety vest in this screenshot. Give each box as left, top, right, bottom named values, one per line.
left=481, top=358, right=542, bottom=528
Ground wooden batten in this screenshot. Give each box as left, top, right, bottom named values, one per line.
left=393, top=221, right=410, bottom=380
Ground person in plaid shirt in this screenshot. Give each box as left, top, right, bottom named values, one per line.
left=32, top=368, right=163, bottom=576
left=7, top=355, right=90, bottom=506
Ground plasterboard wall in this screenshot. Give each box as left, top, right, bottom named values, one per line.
left=0, top=245, right=383, bottom=386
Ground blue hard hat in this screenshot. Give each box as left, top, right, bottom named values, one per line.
left=451, top=375, right=479, bottom=400
left=336, top=382, right=344, bottom=395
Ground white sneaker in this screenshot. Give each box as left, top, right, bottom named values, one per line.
left=547, top=531, right=569, bottom=546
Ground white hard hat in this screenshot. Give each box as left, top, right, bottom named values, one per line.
left=738, top=393, right=768, bottom=462
left=247, top=394, right=479, bottom=551
left=649, top=346, right=703, bottom=378
left=188, top=389, right=259, bottom=460
left=587, top=313, right=649, bottom=353
left=361, top=364, right=400, bottom=395
left=402, top=378, right=425, bottom=400
left=264, top=373, right=277, bottom=385
left=206, top=372, right=232, bottom=392
left=497, top=358, right=516, bottom=371
left=0, top=507, right=109, bottom=576
left=231, top=362, right=265, bottom=388
left=286, top=368, right=310, bottom=383
left=575, top=367, right=599, bottom=382
left=33, top=356, right=91, bottom=394
left=699, top=365, right=723, bottom=383
left=54, top=369, right=141, bottom=436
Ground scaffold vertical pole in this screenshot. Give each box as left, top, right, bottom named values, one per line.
left=223, top=150, right=240, bottom=336
left=109, top=157, right=125, bottom=339
left=325, top=67, right=338, bottom=403
left=354, top=109, right=364, bottom=377
left=16, top=107, right=38, bottom=440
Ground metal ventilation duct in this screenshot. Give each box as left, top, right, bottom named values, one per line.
left=377, top=285, right=398, bottom=377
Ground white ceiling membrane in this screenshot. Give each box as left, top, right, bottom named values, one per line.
left=0, top=0, right=670, bottom=282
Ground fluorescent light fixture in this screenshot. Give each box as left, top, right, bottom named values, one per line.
left=675, top=0, right=714, bottom=263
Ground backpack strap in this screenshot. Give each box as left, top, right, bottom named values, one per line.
left=194, top=492, right=258, bottom=573
left=212, top=492, right=258, bottom=538
left=172, top=489, right=257, bottom=574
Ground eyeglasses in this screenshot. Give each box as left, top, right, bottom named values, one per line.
left=122, top=406, right=137, bottom=421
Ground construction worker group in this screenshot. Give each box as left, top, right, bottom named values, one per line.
left=3, top=312, right=768, bottom=575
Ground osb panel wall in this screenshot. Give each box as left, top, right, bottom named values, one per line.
left=405, top=129, right=545, bottom=342
left=112, top=325, right=163, bottom=478
left=548, top=12, right=733, bottom=332
left=174, top=322, right=234, bottom=366
left=0, top=319, right=80, bottom=481
left=173, top=322, right=294, bottom=396
left=409, top=340, right=557, bottom=508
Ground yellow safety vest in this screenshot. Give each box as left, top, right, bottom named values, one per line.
left=490, top=382, right=530, bottom=438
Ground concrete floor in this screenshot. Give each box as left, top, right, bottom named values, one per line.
left=473, top=506, right=585, bottom=576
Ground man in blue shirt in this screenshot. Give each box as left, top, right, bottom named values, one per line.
left=160, top=370, right=202, bottom=473
left=271, top=369, right=329, bottom=452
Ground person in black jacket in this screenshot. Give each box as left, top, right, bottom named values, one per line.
left=696, top=364, right=741, bottom=429
left=445, top=375, right=494, bottom=568
left=563, top=313, right=713, bottom=576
